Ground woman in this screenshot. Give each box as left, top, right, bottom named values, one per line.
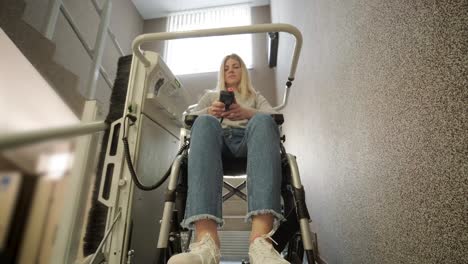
left=168, top=54, right=289, bottom=264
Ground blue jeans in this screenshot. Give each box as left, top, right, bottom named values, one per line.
left=180, top=114, right=285, bottom=230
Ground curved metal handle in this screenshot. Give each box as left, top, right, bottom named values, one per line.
left=132, top=23, right=303, bottom=81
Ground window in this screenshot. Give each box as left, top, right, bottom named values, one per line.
left=166, top=5, right=252, bottom=75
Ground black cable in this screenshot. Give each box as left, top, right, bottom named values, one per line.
left=122, top=114, right=189, bottom=191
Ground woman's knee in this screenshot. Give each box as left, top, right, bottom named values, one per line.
left=250, top=113, right=276, bottom=126
left=192, top=115, right=222, bottom=134
left=248, top=113, right=278, bottom=134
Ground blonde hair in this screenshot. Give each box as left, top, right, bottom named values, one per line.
left=216, top=54, right=255, bottom=99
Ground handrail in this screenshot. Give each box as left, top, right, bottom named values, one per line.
left=91, top=0, right=125, bottom=56
left=59, top=5, right=92, bottom=57
left=60, top=4, right=114, bottom=89
left=91, top=0, right=101, bottom=15
left=107, top=29, right=125, bottom=56
left=0, top=121, right=107, bottom=151
left=44, top=0, right=123, bottom=96
left=44, top=0, right=62, bottom=40
left=85, top=0, right=112, bottom=98
left=132, top=23, right=303, bottom=80
left=89, top=208, right=122, bottom=264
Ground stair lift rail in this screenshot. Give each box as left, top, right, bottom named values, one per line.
left=0, top=121, right=107, bottom=150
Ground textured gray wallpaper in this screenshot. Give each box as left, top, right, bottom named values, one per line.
left=270, top=0, right=467, bottom=263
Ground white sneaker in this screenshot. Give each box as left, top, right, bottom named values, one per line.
left=168, top=233, right=220, bottom=264
left=249, top=234, right=290, bottom=264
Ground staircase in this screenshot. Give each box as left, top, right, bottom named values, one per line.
left=221, top=177, right=251, bottom=261
left=0, top=0, right=85, bottom=117
left=223, top=177, right=250, bottom=231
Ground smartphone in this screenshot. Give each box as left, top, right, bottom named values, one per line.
left=219, top=90, right=235, bottom=111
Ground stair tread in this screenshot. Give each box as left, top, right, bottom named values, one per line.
left=0, top=0, right=27, bottom=19
left=1, top=18, right=56, bottom=58
left=223, top=218, right=250, bottom=231
left=1, top=12, right=85, bottom=116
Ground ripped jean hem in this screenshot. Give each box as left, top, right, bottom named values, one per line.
left=244, top=209, right=286, bottom=234
left=180, top=214, right=225, bottom=230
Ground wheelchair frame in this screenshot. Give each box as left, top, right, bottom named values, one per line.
left=153, top=116, right=317, bottom=264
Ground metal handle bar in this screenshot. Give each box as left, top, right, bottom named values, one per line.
left=0, top=121, right=107, bottom=150
left=132, top=23, right=303, bottom=81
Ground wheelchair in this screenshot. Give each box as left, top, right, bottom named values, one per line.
left=153, top=113, right=317, bottom=264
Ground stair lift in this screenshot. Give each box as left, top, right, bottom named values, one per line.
left=55, top=23, right=311, bottom=264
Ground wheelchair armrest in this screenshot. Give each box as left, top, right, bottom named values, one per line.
left=184, top=115, right=198, bottom=128
left=271, top=114, right=284, bottom=125
left=184, top=113, right=284, bottom=128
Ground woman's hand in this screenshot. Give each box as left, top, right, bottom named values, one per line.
left=208, top=100, right=225, bottom=118
left=222, top=103, right=254, bottom=121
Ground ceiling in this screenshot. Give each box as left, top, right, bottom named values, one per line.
left=132, top=0, right=270, bottom=19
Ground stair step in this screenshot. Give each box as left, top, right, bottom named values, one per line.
left=0, top=0, right=27, bottom=19
left=1, top=19, right=56, bottom=62
left=223, top=198, right=247, bottom=216
left=219, top=231, right=250, bottom=260
left=1, top=17, right=85, bottom=116
left=223, top=218, right=250, bottom=231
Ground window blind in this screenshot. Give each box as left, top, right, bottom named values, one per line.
left=166, top=5, right=252, bottom=75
